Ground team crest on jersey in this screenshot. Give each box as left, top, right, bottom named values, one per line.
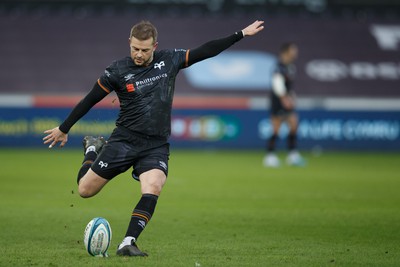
left=154, top=61, right=165, bottom=70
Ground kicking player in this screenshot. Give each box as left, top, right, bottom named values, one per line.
left=263, top=42, right=305, bottom=167
left=43, top=20, right=264, bottom=256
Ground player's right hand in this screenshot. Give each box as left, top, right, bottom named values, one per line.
left=43, top=127, right=68, bottom=148
left=281, top=96, right=295, bottom=110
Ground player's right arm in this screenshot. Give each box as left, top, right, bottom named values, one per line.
left=44, top=61, right=119, bottom=148
left=43, top=81, right=109, bottom=148
left=272, top=73, right=294, bottom=110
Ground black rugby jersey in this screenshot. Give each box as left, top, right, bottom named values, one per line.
left=271, top=62, right=296, bottom=103
left=98, top=49, right=188, bottom=139
left=58, top=32, right=244, bottom=136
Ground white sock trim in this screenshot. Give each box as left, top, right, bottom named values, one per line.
left=118, top=236, right=136, bottom=250
left=85, top=145, right=97, bottom=155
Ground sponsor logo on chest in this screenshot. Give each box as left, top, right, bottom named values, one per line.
left=124, top=61, right=168, bottom=92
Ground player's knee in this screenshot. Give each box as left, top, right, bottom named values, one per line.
left=142, top=178, right=165, bottom=195
left=146, top=183, right=163, bottom=195
left=78, top=185, right=95, bottom=198
left=139, top=169, right=167, bottom=195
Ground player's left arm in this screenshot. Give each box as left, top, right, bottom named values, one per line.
left=186, top=20, right=264, bottom=67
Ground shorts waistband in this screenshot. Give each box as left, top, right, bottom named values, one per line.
left=117, top=125, right=168, bottom=142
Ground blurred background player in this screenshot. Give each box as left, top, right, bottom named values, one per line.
left=263, top=42, right=305, bottom=167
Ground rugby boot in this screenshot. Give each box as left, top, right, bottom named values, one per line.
left=116, top=239, right=148, bottom=257
left=82, top=136, right=106, bottom=155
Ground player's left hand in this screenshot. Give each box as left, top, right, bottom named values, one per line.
left=242, top=20, right=265, bottom=36
left=43, top=127, right=68, bottom=148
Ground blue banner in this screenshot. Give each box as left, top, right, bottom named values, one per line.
left=0, top=108, right=399, bottom=150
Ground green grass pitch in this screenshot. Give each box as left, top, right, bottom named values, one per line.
left=0, top=148, right=399, bottom=266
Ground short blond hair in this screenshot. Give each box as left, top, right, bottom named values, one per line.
left=130, top=20, right=158, bottom=44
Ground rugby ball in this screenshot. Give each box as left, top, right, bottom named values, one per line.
left=83, top=217, right=112, bottom=257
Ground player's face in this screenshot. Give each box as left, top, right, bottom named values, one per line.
left=129, top=37, right=158, bottom=66
left=286, top=46, right=298, bottom=63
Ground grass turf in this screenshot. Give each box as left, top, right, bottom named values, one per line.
left=0, top=149, right=399, bottom=266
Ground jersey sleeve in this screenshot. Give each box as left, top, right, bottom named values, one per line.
left=186, top=32, right=244, bottom=67
left=98, top=61, right=120, bottom=93
left=271, top=73, right=287, bottom=97
left=171, top=49, right=190, bottom=70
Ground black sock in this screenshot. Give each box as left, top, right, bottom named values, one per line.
left=267, top=134, right=278, bottom=152
left=76, top=151, right=97, bottom=184
left=125, top=194, right=158, bottom=241
left=288, top=133, right=297, bottom=151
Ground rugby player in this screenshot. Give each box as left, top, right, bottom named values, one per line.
left=263, top=42, right=305, bottom=167
left=43, top=20, right=264, bottom=256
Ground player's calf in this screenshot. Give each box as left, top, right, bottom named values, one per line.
left=77, top=136, right=106, bottom=185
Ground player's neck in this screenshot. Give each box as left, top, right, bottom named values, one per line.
left=144, top=54, right=154, bottom=67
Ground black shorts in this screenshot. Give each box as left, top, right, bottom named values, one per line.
left=91, top=126, right=170, bottom=181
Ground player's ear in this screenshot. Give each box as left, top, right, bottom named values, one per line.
left=153, top=42, right=158, bottom=50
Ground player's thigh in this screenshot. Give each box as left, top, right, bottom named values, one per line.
left=91, top=141, right=137, bottom=180
left=133, top=144, right=169, bottom=196
left=79, top=169, right=109, bottom=198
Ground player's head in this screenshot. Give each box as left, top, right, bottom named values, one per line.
left=129, top=21, right=158, bottom=66
left=279, top=42, right=298, bottom=64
